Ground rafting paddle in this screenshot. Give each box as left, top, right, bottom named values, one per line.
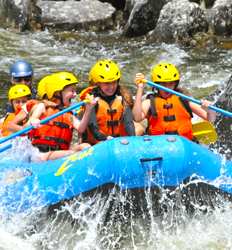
left=0, top=100, right=88, bottom=153
left=192, top=121, right=217, bottom=144
left=145, top=80, right=232, bottom=118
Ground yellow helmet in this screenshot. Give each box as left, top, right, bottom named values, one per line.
left=89, top=59, right=121, bottom=84
left=8, top=84, right=31, bottom=101
left=151, top=62, right=180, bottom=83
left=37, top=75, right=52, bottom=99
left=45, top=71, right=79, bottom=99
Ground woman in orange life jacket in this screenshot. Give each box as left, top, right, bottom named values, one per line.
left=81, top=59, right=136, bottom=145
left=0, top=84, right=32, bottom=137
left=9, top=71, right=96, bottom=161
left=132, top=62, right=216, bottom=140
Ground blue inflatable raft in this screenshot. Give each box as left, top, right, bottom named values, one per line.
left=1, top=135, right=232, bottom=213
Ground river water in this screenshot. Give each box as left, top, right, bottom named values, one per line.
left=0, top=28, right=232, bottom=249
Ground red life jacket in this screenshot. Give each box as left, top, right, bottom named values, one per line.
left=147, top=94, right=193, bottom=140
left=29, top=107, right=73, bottom=150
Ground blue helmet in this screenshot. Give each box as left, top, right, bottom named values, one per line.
left=10, top=60, right=33, bottom=78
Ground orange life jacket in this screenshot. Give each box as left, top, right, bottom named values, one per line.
left=0, top=99, right=39, bottom=137
left=1, top=113, right=16, bottom=137
left=29, top=107, right=73, bottom=150
left=86, top=96, right=128, bottom=145
left=147, top=94, right=193, bottom=140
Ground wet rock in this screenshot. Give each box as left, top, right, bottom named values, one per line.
left=124, top=0, right=138, bottom=17
left=215, top=76, right=232, bottom=157
left=190, top=31, right=219, bottom=49
left=210, top=0, right=232, bottom=36
left=150, top=0, right=208, bottom=44
left=120, top=0, right=136, bottom=23
left=37, top=0, right=116, bottom=31
left=0, top=0, right=42, bottom=31
left=123, top=0, right=169, bottom=37
left=124, top=0, right=135, bottom=12
left=189, top=0, right=215, bottom=8
left=99, top=0, right=126, bottom=10
left=0, top=0, right=27, bottom=30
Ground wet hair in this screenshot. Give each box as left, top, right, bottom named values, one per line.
left=117, top=85, right=134, bottom=108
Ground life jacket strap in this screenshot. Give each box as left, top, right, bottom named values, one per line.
left=53, top=121, right=70, bottom=129
left=163, top=115, right=176, bottom=122
left=107, top=120, right=119, bottom=127
left=35, top=144, right=62, bottom=152
left=163, top=103, right=173, bottom=109
left=107, top=109, right=117, bottom=114
left=34, top=136, right=69, bottom=145
left=165, top=131, right=178, bottom=135
left=44, top=136, right=69, bottom=145
left=112, top=134, right=120, bottom=137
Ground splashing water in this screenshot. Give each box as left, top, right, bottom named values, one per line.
left=0, top=137, right=41, bottom=163
left=0, top=184, right=230, bottom=250
left=0, top=26, right=231, bottom=249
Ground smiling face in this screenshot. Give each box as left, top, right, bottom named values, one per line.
left=61, top=84, right=77, bottom=106
left=159, top=82, right=176, bottom=98
left=98, top=81, right=118, bottom=96
left=12, top=96, right=28, bottom=112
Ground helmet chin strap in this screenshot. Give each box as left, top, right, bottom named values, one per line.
left=10, top=101, right=16, bottom=113
left=174, top=80, right=179, bottom=90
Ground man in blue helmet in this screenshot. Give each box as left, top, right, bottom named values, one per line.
left=10, top=60, right=35, bottom=93
left=5, top=60, right=36, bottom=113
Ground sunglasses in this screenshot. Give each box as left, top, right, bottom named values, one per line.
left=13, top=76, right=32, bottom=83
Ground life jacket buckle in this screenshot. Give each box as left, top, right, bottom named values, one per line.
left=107, top=120, right=119, bottom=127
left=164, top=115, right=176, bottom=122
left=163, top=103, right=173, bottom=109
left=107, top=109, right=117, bottom=114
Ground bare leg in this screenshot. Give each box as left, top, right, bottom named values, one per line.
left=38, top=143, right=91, bottom=161
left=134, top=121, right=146, bottom=136
left=39, top=150, right=75, bottom=161
left=71, top=143, right=91, bottom=151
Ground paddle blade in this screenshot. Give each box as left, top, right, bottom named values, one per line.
left=192, top=121, right=217, bottom=145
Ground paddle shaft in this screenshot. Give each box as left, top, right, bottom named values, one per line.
left=146, top=80, right=232, bottom=118
left=0, top=101, right=87, bottom=146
